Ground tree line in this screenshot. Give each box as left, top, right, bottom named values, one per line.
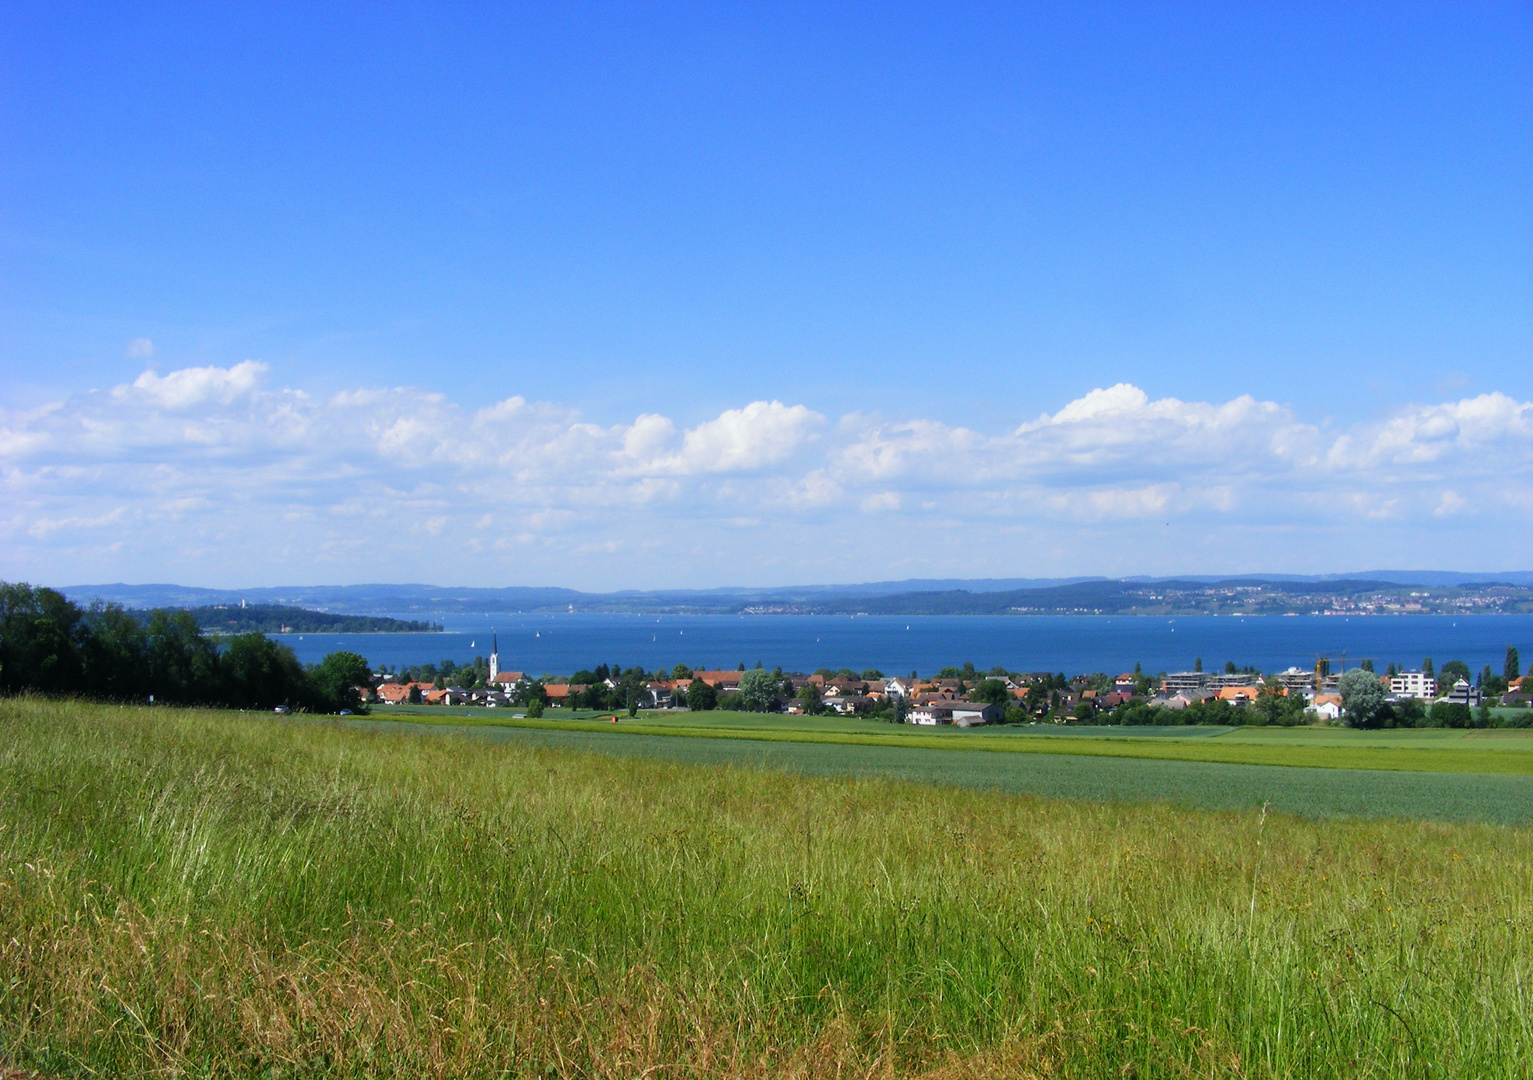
left=0, top=583, right=370, bottom=713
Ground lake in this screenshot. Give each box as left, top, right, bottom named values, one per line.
left=271, top=613, right=1533, bottom=678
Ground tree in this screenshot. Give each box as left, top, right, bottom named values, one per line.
left=1392, top=697, right=1426, bottom=727
left=670, top=663, right=693, bottom=679
left=1250, top=691, right=1304, bottom=728
left=309, top=650, right=372, bottom=713
left=737, top=667, right=778, bottom=712
left=0, top=583, right=89, bottom=695
left=970, top=679, right=1011, bottom=706
left=143, top=610, right=222, bottom=704
left=1507, top=646, right=1521, bottom=683
left=796, top=683, right=823, bottom=715
left=222, top=632, right=308, bottom=710
left=1422, top=657, right=1434, bottom=676
left=526, top=698, right=543, bottom=717
left=81, top=601, right=149, bottom=701
left=1224, top=660, right=1236, bottom=674
left=686, top=677, right=718, bottom=711
left=1337, top=668, right=1387, bottom=729
left=1194, top=657, right=1203, bottom=673
left=1439, top=660, right=1471, bottom=688
left=861, top=669, right=884, bottom=680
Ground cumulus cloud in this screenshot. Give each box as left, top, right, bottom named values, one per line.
left=1, top=366, right=1529, bottom=585
left=116, top=360, right=268, bottom=410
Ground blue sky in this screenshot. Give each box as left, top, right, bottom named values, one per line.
left=2, top=3, right=1530, bottom=588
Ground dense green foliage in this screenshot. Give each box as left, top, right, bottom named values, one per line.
left=736, top=666, right=779, bottom=711
left=187, top=603, right=439, bottom=634
left=0, top=582, right=367, bottom=712
left=1, top=699, right=1528, bottom=1077
left=686, top=676, right=718, bottom=710
left=1338, top=667, right=1388, bottom=727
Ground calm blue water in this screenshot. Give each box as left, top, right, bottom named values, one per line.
left=272, top=613, right=1533, bottom=678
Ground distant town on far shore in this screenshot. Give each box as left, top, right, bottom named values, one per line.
left=62, top=572, right=1533, bottom=619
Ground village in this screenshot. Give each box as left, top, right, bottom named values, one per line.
left=366, top=637, right=1527, bottom=725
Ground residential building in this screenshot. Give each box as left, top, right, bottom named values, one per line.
left=1159, top=687, right=1215, bottom=710
left=1437, top=679, right=1481, bottom=706
left=1388, top=670, right=1437, bottom=699
left=692, top=670, right=742, bottom=693
left=1162, top=672, right=1206, bottom=692
left=1308, top=694, right=1342, bottom=721
left=1277, top=668, right=1314, bottom=694
left=907, top=701, right=1002, bottom=727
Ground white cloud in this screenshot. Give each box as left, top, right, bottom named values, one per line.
left=115, top=360, right=267, bottom=410
left=1, top=368, right=1529, bottom=586
left=125, top=338, right=154, bottom=358
left=651, top=400, right=824, bottom=475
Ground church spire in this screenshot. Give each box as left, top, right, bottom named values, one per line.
left=489, top=632, right=499, bottom=682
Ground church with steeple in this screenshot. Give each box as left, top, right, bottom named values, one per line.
left=488, top=633, right=524, bottom=689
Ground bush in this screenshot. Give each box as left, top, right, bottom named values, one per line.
left=1430, top=702, right=1472, bottom=729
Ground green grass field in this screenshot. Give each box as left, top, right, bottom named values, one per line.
left=381, top=722, right=1533, bottom=825
left=369, top=705, right=1533, bottom=776
left=3, top=697, right=1531, bottom=1078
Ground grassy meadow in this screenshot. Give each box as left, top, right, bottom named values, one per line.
left=3, top=697, right=1531, bottom=1078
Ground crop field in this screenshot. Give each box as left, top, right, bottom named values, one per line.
left=390, top=722, right=1533, bottom=825
left=370, top=706, right=1533, bottom=777
left=3, top=697, right=1531, bottom=1079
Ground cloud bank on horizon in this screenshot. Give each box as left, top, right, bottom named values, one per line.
left=2, top=363, right=1529, bottom=589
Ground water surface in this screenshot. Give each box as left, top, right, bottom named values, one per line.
left=276, top=612, right=1533, bottom=677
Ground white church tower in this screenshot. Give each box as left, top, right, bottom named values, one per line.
left=489, top=633, right=499, bottom=683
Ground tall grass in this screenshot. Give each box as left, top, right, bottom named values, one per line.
left=2, top=697, right=1529, bottom=1078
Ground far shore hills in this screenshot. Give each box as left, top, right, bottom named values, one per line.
left=62, top=573, right=1533, bottom=620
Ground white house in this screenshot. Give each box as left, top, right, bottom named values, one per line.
left=1307, top=694, right=1342, bottom=721
left=1389, top=671, right=1437, bottom=699
left=908, top=701, right=1002, bottom=727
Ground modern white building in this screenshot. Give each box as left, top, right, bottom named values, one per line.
left=907, top=701, right=1002, bottom=727
left=1389, top=670, right=1437, bottom=699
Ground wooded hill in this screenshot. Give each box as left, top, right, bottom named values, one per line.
left=180, top=604, right=440, bottom=634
